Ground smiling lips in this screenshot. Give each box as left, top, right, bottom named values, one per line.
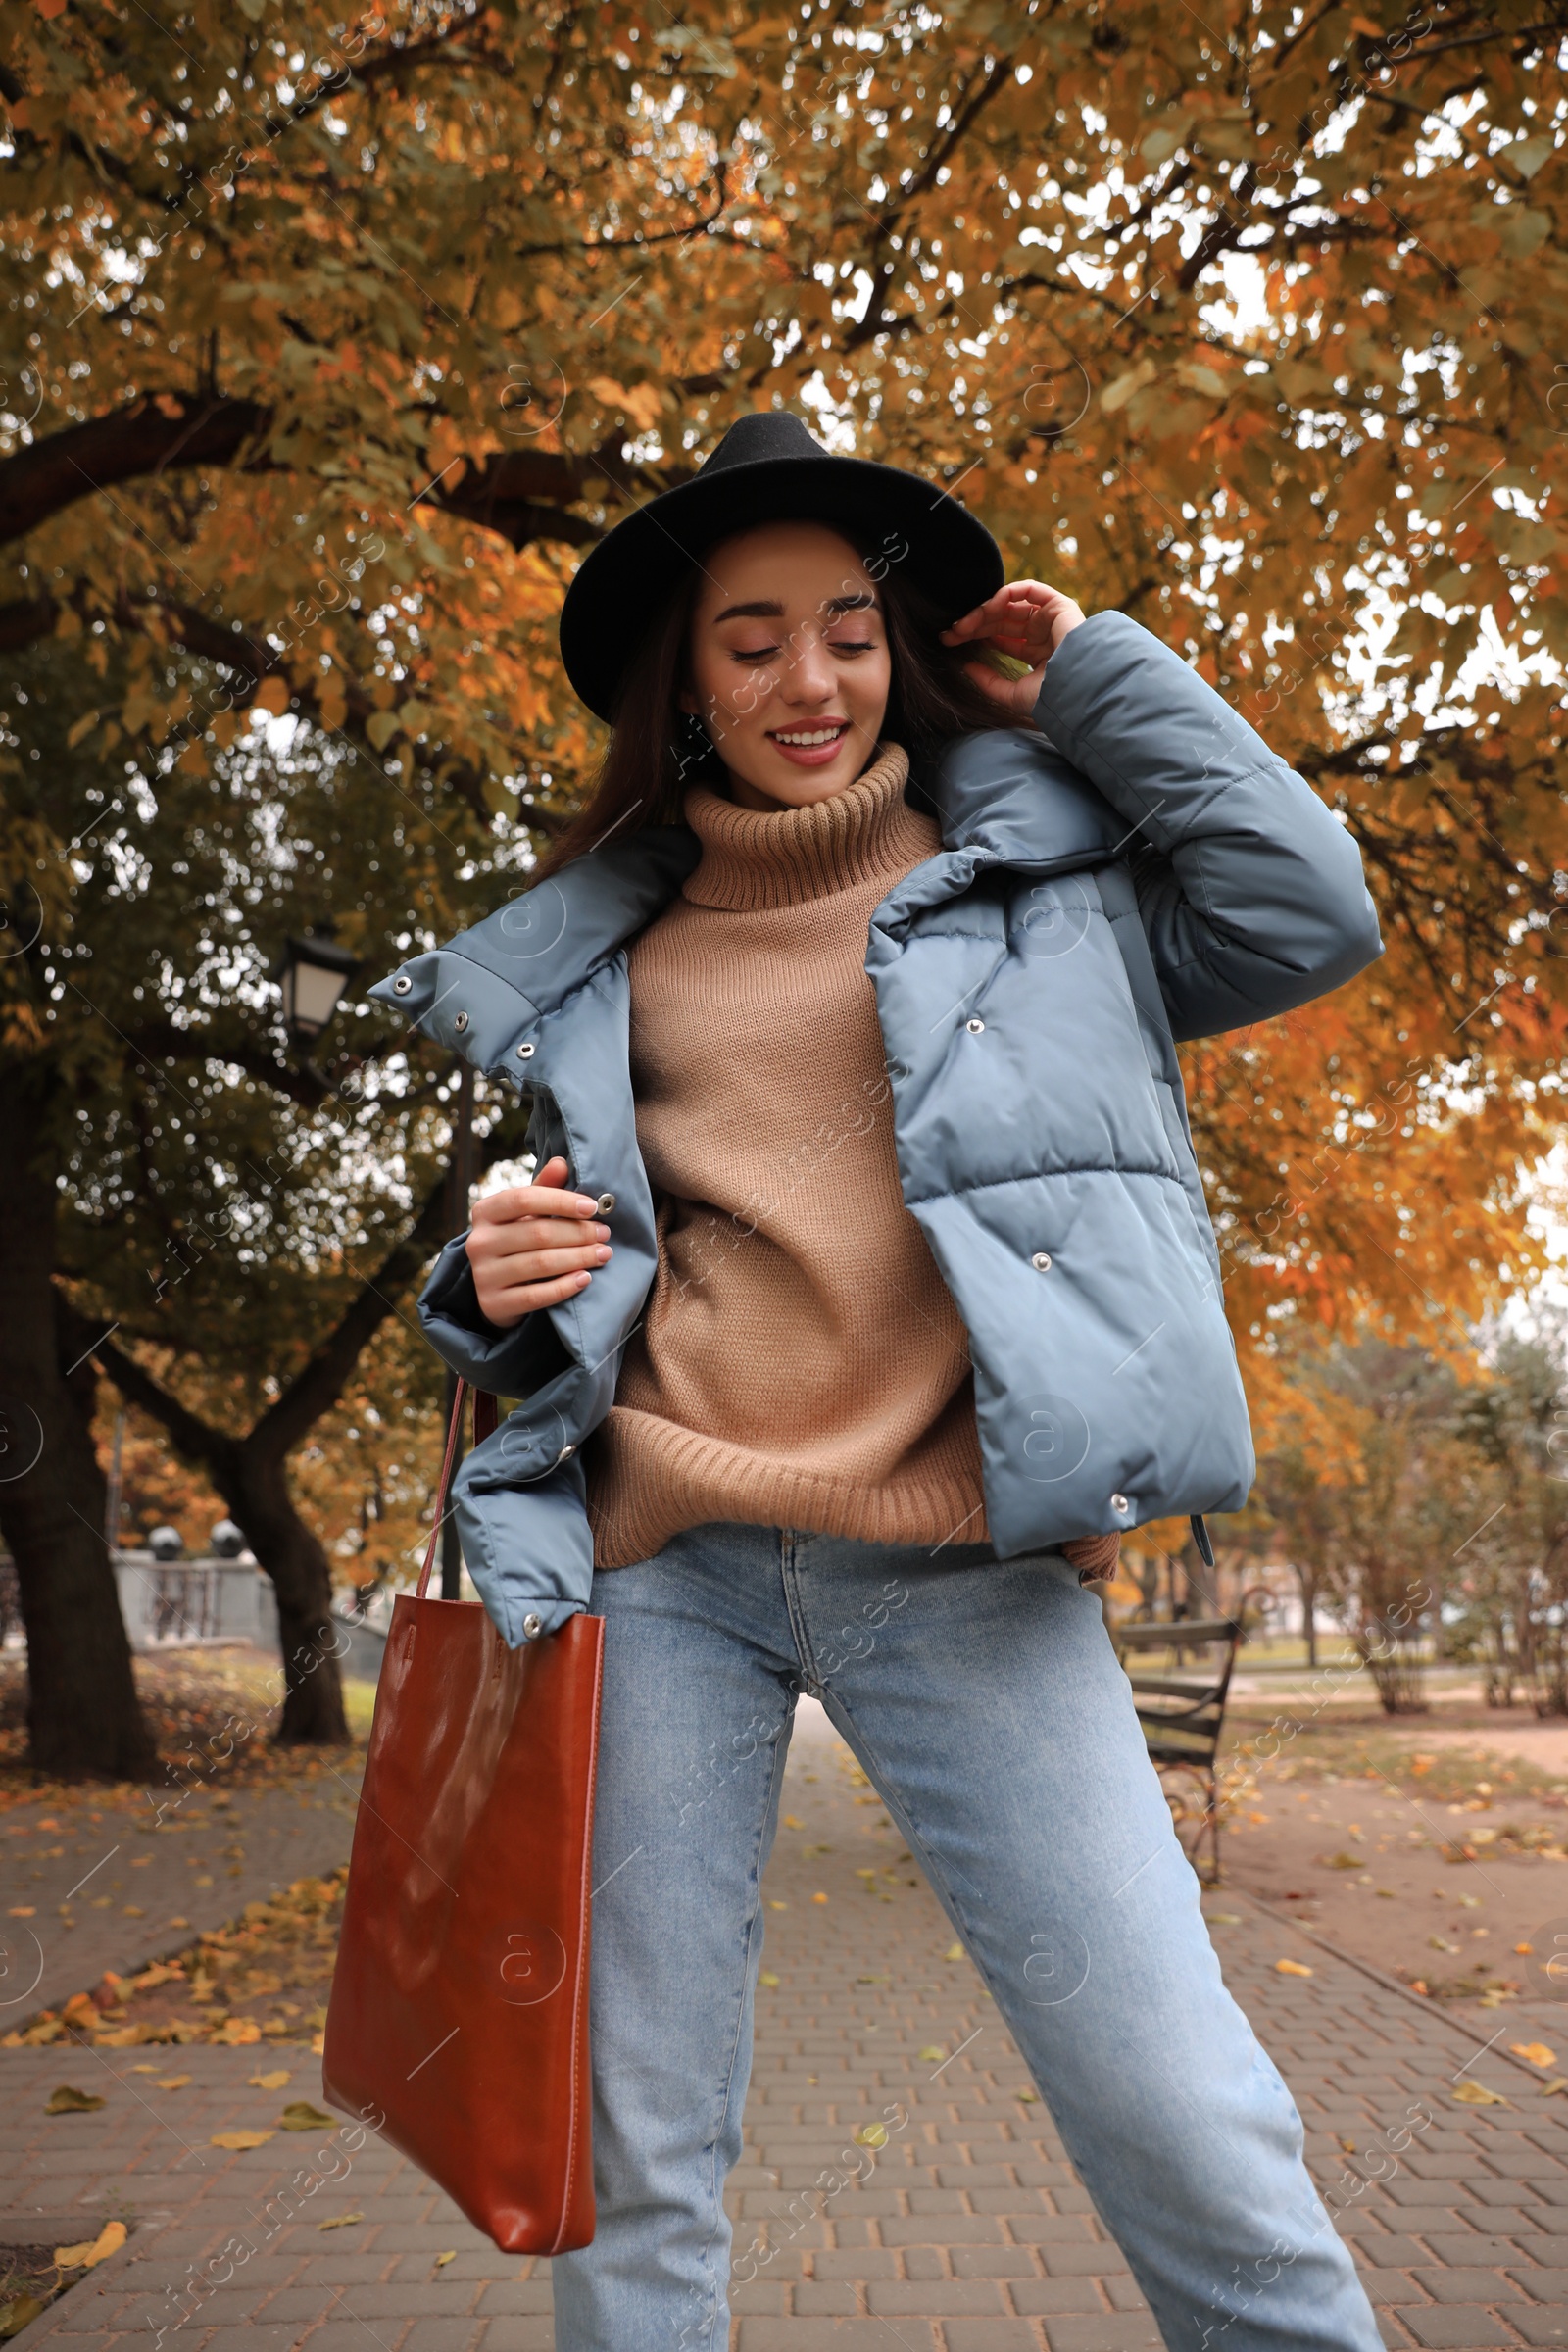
left=767, top=719, right=852, bottom=766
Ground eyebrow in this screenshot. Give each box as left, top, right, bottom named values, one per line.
left=711, top=591, right=880, bottom=622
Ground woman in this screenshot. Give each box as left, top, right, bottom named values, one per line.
left=373, top=412, right=1383, bottom=2350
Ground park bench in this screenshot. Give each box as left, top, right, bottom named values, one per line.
left=1112, top=1616, right=1244, bottom=1884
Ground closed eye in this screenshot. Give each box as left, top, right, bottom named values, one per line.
left=728, top=635, right=879, bottom=664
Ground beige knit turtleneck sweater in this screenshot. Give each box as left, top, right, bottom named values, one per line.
left=582, top=743, right=1119, bottom=1585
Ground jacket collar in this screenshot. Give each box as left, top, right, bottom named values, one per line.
left=428, top=823, right=700, bottom=1020
left=372, top=722, right=1113, bottom=1031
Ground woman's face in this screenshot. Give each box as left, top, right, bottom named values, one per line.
left=679, top=520, right=892, bottom=811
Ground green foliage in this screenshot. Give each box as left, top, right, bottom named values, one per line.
left=1, top=631, right=522, bottom=1439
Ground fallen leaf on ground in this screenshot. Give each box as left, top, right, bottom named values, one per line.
left=318, top=2215, right=363, bottom=2231
left=434, top=2252, right=456, bottom=2269
left=8, top=1906, right=35, bottom=1918
left=249, top=2070, right=291, bottom=2089
left=0, top=2294, right=46, bottom=2339
left=1516, top=1942, right=1536, bottom=1955
left=1542, top=2078, right=1568, bottom=2097
left=917, top=2046, right=946, bottom=2062
left=1511, top=2043, right=1557, bottom=2069
left=1274, top=1959, right=1313, bottom=1978
left=1015, top=2088, right=1039, bottom=2103
left=944, top=1942, right=963, bottom=1962
left=811, top=1892, right=828, bottom=1905
left=1324, top=1853, right=1362, bottom=1871
left=156, top=2075, right=191, bottom=2090
left=782, top=1815, right=804, bottom=1830
left=54, top=2221, right=126, bottom=2271
left=211, top=2017, right=262, bottom=2046
left=758, top=1971, right=780, bottom=1987
left=1206, top=1912, right=1243, bottom=1925
left=278, top=2102, right=334, bottom=2131
left=1451, top=2080, right=1510, bottom=2107
left=852, top=2122, right=888, bottom=2147
left=211, top=2129, right=273, bottom=2149
left=45, top=2085, right=105, bottom=2113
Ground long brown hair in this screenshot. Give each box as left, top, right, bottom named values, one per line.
left=534, top=532, right=1024, bottom=879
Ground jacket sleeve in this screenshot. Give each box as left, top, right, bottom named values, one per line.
left=417, top=1233, right=570, bottom=1397
left=1032, top=611, right=1383, bottom=1042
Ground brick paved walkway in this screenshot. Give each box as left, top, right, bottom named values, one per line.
left=2, top=1776, right=364, bottom=2022
left=5, top=1699, right=1567, bottom=2350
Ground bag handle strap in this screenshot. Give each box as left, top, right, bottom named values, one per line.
left=417, top=1383, right=501, bottom=1599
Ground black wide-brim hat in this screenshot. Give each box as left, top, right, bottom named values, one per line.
left=559, top=410, right=1004, bottom=721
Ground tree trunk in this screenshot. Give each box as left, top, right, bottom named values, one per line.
left=1359, top=1622, right=1429, bottom=1714
left=76, top=1152, right=486, bottom=1749
left=1293, top=1560, right=1319, bottom=1668
left=66, top=1326, right=351, bottom=1745
left=0, top=1068, right=154, bottom=1779
left=224, top=1454, right=349, bottom=1744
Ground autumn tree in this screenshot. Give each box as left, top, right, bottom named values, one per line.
left=0, top=630, right=524, bottom=1766
left=1255, top=1325, right=1568, bottom=1716
left=6, top=1, right=1568, bottom=1761
left=1441, top=1317, right=1568, bottom=1712
left=1255, top=1339, right=1475, bottom=1712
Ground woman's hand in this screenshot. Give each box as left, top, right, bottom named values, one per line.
left=465, top=1156, right=612, bottom=1327
left=941, top=580, right=1086, bottom=720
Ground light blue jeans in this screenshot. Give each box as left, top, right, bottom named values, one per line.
left=550, top=1524, right=1380, bottom=2352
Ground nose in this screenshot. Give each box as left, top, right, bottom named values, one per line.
left=783, top=628, right=837, bottom=706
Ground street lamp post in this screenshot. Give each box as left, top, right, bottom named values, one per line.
left=272, top=926, right=361, bottom=1045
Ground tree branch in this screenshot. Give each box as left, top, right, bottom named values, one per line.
left=246, top=1170, right=456, bottom=1461
left=71, top=1311, right=244, bottom=1488
left=0, top=395, right=273, bottom=547
left=0, top=393, right=643, bottom=552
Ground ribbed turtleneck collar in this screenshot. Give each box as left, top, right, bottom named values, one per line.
left=681, top=744, right=928, bottom=911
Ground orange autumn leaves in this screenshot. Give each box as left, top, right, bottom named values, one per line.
left=5, top=1874, right=344, bottom=2051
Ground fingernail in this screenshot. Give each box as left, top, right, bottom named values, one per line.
left=569, top=1196, right=597, bottom=1213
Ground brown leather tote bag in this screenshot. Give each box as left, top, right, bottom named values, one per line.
left=323, top=1381, right=604, bottom=2253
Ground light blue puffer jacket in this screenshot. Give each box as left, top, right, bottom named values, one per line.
left=368, top=612, right=1382, bottom=1645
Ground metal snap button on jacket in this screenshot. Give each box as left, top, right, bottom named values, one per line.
left=522, top=1613, right=543, bottom=1641
left=595, top=1193, right=615, bottom=1215
left=965, top=1016, right=986, bottom=1034
left=515, top=1041, right=535, bottom=1059
left=454, top=1011, right=469, bottom=1032
left=393, top=973, right=412, bottom=995
left=1031, top=1251, right=1053, bottom=1272
left=1110, top=1493, right=1130, bottom=1514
